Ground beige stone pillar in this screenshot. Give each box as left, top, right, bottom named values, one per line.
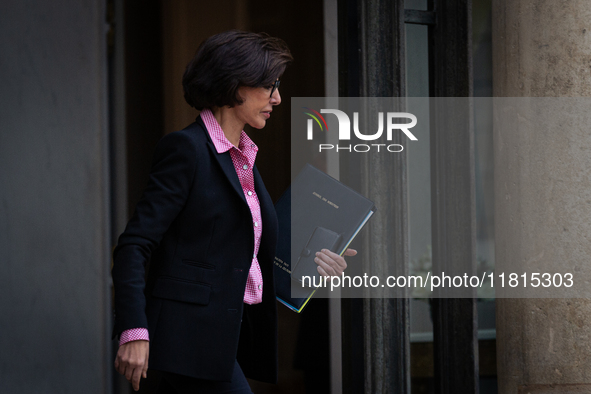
left=493, top=1, right=591, bottom=393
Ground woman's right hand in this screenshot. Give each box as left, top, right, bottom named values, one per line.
left=114, top=340, right=150, bottom=391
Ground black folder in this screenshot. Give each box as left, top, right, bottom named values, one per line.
left=291, top=226, right=343, bottom=284
left=274, top=164, right=375, bottom=312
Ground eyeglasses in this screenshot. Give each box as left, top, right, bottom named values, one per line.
left=269, top=79, right=280, bottom=98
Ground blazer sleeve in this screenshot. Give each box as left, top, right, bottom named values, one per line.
left=111, top=131, right=198, bottom=339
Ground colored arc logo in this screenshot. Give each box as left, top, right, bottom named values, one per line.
left=303, top=107, right=329, bottom=131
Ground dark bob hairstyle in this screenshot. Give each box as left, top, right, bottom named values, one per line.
left=182, top=30, right=293, bottom=110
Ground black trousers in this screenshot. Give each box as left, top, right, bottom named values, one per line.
left=156, top=360, right=252, bottom=394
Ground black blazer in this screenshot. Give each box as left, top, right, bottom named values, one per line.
left=111, top=116, right=279, bottom=383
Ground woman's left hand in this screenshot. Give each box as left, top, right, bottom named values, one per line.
left=314, top=248, right=357, bottom=277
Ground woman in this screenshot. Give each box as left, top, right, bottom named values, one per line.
left=112, top=30, right=355, bottom=393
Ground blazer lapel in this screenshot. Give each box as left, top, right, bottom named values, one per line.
left=195, top=115, right=247, bottom=206
left=253, top=165, right=279, bottom=291
left=253, top=165, right=274, bottom=229
left=207, top=141, right=248, bottom=206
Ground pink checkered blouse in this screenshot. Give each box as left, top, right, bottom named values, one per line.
left=119, top=109, right=264, bottom=346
